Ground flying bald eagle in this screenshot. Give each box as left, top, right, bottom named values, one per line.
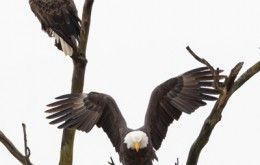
left=29, top=0, right=81, bottom=56
left=46, top=67, right=221, bottom=165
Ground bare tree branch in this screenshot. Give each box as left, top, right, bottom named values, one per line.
left=186, top=46, right=260, bottom=165
left=0, top=124, right=32, bottom=165
left=231, top=61, right=260, bottom=94
left=186, top=46, right=226, bottom=92
left=58, top=1, right=94, bottom=165
left=175, top=158, right=179, bottom=165
left=22, top=123, right=31, bottom=160
left=108, top=157, right=115, bottom=165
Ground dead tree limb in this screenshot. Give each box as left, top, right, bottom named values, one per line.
left=108, top=157, right=115, bottom=165
left=175, top=158, right=179, bottom=165
left=58, top=0, right=94, bottom=165
left=22, top=124, right=31, bottom=163
left=185, top=46, right=260, bottom=165
left=0, top=124, right=32, bottom=165
left=231, top=61, right=260, bottom=94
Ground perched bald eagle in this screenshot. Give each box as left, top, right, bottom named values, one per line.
left=46, top=67, right=221, bottom=165
left=29, top=0, right=81, bottom=56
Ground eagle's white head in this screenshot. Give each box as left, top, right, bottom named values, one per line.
left=124, top=130, right=148, bottom=152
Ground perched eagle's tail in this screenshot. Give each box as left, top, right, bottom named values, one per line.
left=53, top=31, right=76, bottom=56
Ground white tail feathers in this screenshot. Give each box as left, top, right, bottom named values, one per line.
left=52, top=31, right=73, bottom=56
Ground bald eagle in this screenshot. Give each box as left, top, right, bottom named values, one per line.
left=46, top=67, right=221, bottom=165
left=29, top=0, right=80, bottom=56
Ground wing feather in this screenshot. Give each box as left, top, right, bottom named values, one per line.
left=144, top=67, right=223, bottom=150
left=46, top=92, right=127, bottom=152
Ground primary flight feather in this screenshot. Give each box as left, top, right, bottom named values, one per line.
left=46, top=66, right=223, bottom=165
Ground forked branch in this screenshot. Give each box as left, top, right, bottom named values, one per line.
left=186, top=46, right=226, bottom=92
left=0, top=124, right=32, bottom=165
left=186, top=46, right=260, bottom=165
left=108, top=157, right=115, bottom=165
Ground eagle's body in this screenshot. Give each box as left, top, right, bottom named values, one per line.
left=121, top=142, right=156, bottom=165
left=29, top=0, right=80, bottom=56
left=120, top=129, right=157, bottom=165
left=46, top=67, right=222, bottom=165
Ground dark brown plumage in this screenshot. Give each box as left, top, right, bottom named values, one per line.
left=46, top=67, right=222, bottom=165
left=29, top=0, right=80, bottom=56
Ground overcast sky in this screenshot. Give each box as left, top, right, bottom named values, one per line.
left=0, top=0, right=259, bottom=164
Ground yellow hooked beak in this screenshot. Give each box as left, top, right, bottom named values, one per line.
left=134, top=142, right=141, bottom=152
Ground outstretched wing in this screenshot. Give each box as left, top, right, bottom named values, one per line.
left=46, top=92, right=128, bottom=152
left=144, top=67, right=223, bottom=150
left=29, top=0, right=80, bottom=50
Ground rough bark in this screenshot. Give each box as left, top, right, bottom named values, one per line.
left=58, top=1, right=94, bottom=165
left=185, top=46, right=260, bottom=165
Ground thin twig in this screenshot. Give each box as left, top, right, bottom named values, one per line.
left=186, top=46, right=260, bottom=165
left=186, top=46, right=214, bottom=71
left=22, top=123, right=31, bottom=158
left=108, top=157, right=115, bottom=165
left=186, top=46, right=225, bottom=92
left=175, top=158, right=179, bottom=165
left=0, top=124, right=32, bottom=165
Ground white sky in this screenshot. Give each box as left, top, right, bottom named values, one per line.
left=0, top=0, right=259, bottom=164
